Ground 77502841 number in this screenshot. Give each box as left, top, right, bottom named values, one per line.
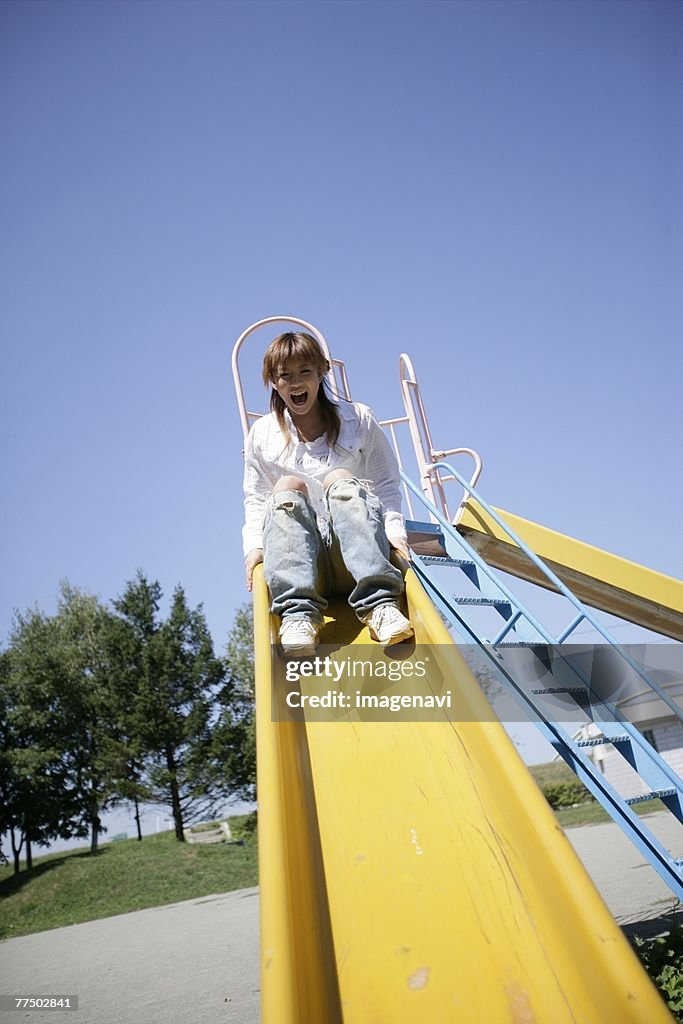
left=0, top=995, right=79, bottom=1011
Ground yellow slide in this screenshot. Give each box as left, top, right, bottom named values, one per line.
left=456, top=501, right=683, bottom=641
left=252, top=565, right=672, bottom=1023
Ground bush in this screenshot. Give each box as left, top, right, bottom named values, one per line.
left=631, top=925, right=683, bottom=1021
left=227, top=811, right=257, bottom=840
left=542, top=781, right=594, bottom=809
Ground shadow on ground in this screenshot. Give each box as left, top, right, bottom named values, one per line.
left=0, top=848, right=110, bottom=898
left=621, top=905, right=683, bottom=941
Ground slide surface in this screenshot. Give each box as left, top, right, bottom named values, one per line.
left=252, top=565, right=672, bottom=1023
left=457, top=500, right=683, bottom=640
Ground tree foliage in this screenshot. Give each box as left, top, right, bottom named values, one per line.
left=1, top=576, right=255, bottom=870
left=114, top=574, right=227, bottom=840
left=213, top=604, right=256, bottom=803
left=2, top=604, right=90, bottom=870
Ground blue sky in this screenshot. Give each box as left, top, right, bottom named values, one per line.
left=2, top=0, right=681, bottom=776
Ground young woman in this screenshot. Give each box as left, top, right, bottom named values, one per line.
left=243, top=331, right=413, bottom=655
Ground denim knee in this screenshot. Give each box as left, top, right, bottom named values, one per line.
left=265, top=488, right=314, bottom=522
left=326, top=477, right=382, bottom=520
left=325, top=475, right=363, bottom=506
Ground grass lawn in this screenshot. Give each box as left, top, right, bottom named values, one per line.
left=553, top=799, right=667, bottom=828
left=0, top=817, right=258, bottom=941
left=528, top=760, right=580, bottom=789
left=1, top=767, right=669, bottom=942
left=526, top=761, right=668, bottom=827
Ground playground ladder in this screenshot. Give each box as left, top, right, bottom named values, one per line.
left=402, top=464, right=683, bottom=900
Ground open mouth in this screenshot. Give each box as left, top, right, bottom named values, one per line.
left=291, top=391, right=308, bottom=407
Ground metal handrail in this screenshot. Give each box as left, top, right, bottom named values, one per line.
left=402, top=469, right=683, bottom=800
left=397, top=354, right=483, bottom=522
left=419, top=460, right=683, bottom=724
left=410, top=556, right=683, bottom=899
left=401, top=472, right=562, bottom=643
left=427, top=447, right=483, bottom=523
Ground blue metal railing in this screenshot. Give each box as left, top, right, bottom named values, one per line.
left=402, top=468, right=683, bottom=811
left=401, top=467, right=683, bottom=897
left=406, top=461, right=683, bottom=724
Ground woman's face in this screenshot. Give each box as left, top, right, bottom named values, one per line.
left=273, top=358, right=323, bottom=418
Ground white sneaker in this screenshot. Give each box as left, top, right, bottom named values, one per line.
left=362, top=603, right=414, bottom=646
left=278, top=617, right=320, bottom=656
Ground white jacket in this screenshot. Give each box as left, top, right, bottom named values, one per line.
left=242, top=400, right=408, bottom=556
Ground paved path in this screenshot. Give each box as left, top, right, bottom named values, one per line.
left=0, top=888, right=260, bottom=1024
left=566, top=811, right=683, bottom=938
left=2, top=813, right=682, bottom=1023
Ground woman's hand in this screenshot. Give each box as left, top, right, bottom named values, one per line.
left=245, top=548, right=264, bottom=592
left=390, top=539, right=411, bottom=562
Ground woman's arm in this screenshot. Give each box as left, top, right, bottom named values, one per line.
left=244, top=548, right=264, bottom=592
left=242, top=423, right=278, bottom=559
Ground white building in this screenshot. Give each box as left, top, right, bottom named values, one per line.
left=562, top=646, right=683, bottom=798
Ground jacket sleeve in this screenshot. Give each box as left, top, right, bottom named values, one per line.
left=360, top=408, right=408, bottom=548
left=242, top=425, right=278, bottom=557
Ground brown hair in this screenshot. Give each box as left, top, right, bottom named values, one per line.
left=262, top=332, right=341, bottom=447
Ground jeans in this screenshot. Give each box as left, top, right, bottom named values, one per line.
left=263, top=477, right=404, bottom=624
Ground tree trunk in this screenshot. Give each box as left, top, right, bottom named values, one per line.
left=10, top=827, right=23, bottom=875
left=89, top=779, right=101, bottom=854
left=133, top=796, right=143, bottom=841
left=21, top=820, right=32, bottom=871
left=165, top=746, right=185, bottom=841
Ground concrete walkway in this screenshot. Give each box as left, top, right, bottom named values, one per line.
left=2, top=813, right=682, bottom=1023
left=0, top=887, right=260, bottom=1024
left=566, top=810, right=683, bottom=939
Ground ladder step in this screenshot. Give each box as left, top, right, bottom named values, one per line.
left=626, top=789, right=677, bottom=805
left=406, top=521, right=449, bottom=558
left=453, top=596, right=512, bottom=608
left=532, top=687, right=588, bottom=696
left=420, top=555, right=476, bottom=567
left=577, top=735, right=630, bottom=747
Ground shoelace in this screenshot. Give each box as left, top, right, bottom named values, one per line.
left=373, top=605, right=399, bottom=629
left=283, top=620, right=316, bottom=637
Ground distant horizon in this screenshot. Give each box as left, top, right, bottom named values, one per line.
left=8, top=797, right=258, bottom=863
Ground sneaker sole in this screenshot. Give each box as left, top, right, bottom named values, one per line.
left=367, top=624, right=415, bottom=646
left=279, top=640, right=319, bottom=657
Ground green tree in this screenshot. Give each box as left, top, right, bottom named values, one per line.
left=213, top=604, right=256, bottom=803
left=2, top=607, right=88, bottom=872
left=111, top=571, right=164, bottom=839
left=0, top=649, right=16, bottom=867
left=96, top=603, right=154, bottom=841
left=1, top=584, right=152, bottom=869
left=54, top=583, right=140, bottom=854
left=114, top=573, right=226, bottom=841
